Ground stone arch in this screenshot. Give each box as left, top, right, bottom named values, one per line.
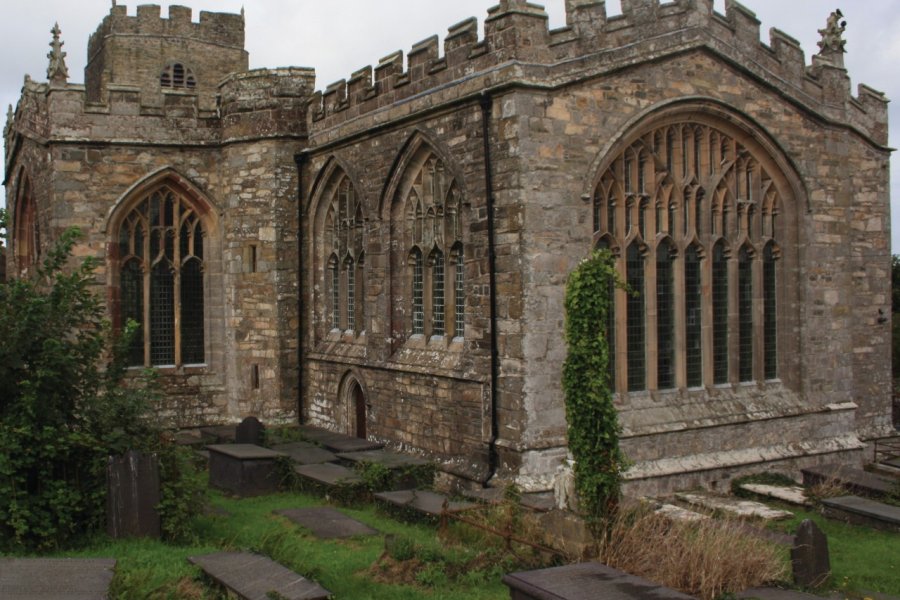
left=382, top=131, right=466, bottom=350
left=105, top=168, right=223, bottom=372
left=588, top=102, right=803, bottom=392
left=12, top=169, right=39, bottom=276
left=308, top=157, right=366, bottom=342
left=337, top=370, right=370, bottom=439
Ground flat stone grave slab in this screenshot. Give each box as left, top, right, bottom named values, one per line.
left=740, top=483, right=810, bottom=506
left=189, top=552, right=330, bottom=600
left=738, top=588, right=832, bottom=600
left=655, top=503, right=710, bottom=522
left=294, top=462, right=364, bottom=486
left=375, top=490, right=477, bottom=516
left=503, top=562, right=695, bottom=600
left=676, top=492, right=793, bottom=520
left=199, top=424, right=236, bottom=443
left=336, top=449, right=429, bottom=468
left=822, top=495, right=900, bottom=533
left=275, top=507, right=378, bottom=538
left=0, top=558, right=116, bottom=600
left=297, top=425, right=383, bottom=453
left=273, top=441, right=339, bottom=465
left=802, top=464, right=895, bottom=497
left=208, top=444, right=285, bottom=497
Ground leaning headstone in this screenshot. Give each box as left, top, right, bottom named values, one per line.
left=791, top=519, right=830, bottom=588
left=107, top=450, right=161, bottom=539
left=235, top=416, right=265, bottom=445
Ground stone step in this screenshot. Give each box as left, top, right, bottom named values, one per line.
left=293, top=462, right=364, bottom=487
left=336, top=448, right=429, bottom=469
left=189, top=552, right=330, bottom=600
left=272, top=441, right=338, bottom=465
left=821, top=495, right=900, bottom=533
left=802, top=464, right=896, bottom=499
left=297, top=425, right=383, bottom=453
left=675, top=492, right=793, bottom=520
left=275, top=507, right=378, bottom=539
left=0, top=558, right=116, bottom=600
left=739, top=483, right=810, bottom=506
left=374, top=489, right=477, bottom=517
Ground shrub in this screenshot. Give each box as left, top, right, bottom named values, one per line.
left=0, top=226, right=204, bottom=550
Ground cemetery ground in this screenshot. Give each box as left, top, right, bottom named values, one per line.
left=3, top=467, right=897, bottom=599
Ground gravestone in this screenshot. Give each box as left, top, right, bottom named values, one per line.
left=208, top=444, right=284, bottom=496
left=107, top=450, right=161, bottom=539
left=235, top=416, right=265, bottom=445
left=791, top=519, right=830, bottom=588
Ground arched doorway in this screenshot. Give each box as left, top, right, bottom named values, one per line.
left=352, top=382, right=367, bottom=439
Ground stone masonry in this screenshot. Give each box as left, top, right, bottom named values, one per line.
left=4, top=0, right=893, bottom=495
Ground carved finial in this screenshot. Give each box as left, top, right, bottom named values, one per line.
left=47, top=23, right=69, bottom=85
left=112, top=0, right=116, bottom=6
left=4, top=104, right=13, bottom=137
left=817, top=9, right=847, bottom=63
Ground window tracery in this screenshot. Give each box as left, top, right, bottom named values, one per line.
left=593, top=120, right=782, bottom=392
left=160, top=62, right=196, bottom=89
left=323, top=175, right=364, bottom=334
left=117, top=186, right=205, bottom=367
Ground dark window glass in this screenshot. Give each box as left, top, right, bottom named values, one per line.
left=626, top=244, right=645, bottom=391
left=150, top=262, right=175, bottom=365
left=685, top=245, right=702, bottom=387
left=432, top=251, right=445, bottom=336
left=738, top=247, right=753, bottom=382
left=121, top=258, right=144, bottom=367
left=713, top=243, right=729, bottom=384
left=764, top=245, right=777, bottom=380
left=412, top=250, right=424, bottom=335
left=181, top=258, right=204, bottom=364
left=656, top=243, right=675, bottom=389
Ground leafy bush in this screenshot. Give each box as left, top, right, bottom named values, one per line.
left=0, top=227, right=204, bottom=550
left=562, top=249, right=627, bottom=529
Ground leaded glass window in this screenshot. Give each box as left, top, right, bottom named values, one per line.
left=592, top=119, right=783, bottom=392
left=117, top=186, right=205, bottom=367
left=454, top=246, right=465, bottom=339
left=626, top=244, right=645, bottom=392
left=322, top=175, right=364, bottom=335
left=432, top=250, right=445, bottom=336
left=412, top=249, right=424, bottom=335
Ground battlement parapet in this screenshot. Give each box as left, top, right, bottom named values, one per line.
left=308, top=0, right=888, bottom=147
left=88, top=4, right=244, bottom=60
left=219, top=68, right=316, bottom=141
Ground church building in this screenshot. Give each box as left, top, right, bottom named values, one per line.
left=4, top=0, right=893, bottom=495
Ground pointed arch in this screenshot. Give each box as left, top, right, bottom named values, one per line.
left=384, top=131, right=466, bottom=345
left=588, top=103, right=800, bottom=392
left=308, top=157, right=366, bottom=342
left=107, top=169, right=220, bottom=368
left=13, top=171, right=39, bottom=275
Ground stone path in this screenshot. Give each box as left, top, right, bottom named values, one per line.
left=275, top=507, right=378, bottom=538
left=375, top=489, right=478, bottom=516
left=503, top=562, right=695, bottom=600
left=0, top=558, right=116, bottom=600
left=675, top=492, right=793, bottom=520
left=739, top=483, right=810, bottom=506
left=821, top=495, right=900, bottom=533
left=189, top=552, right=330, bottom=600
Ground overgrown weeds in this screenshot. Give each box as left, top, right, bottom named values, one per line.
left=596, top=505, right=788, bottom=600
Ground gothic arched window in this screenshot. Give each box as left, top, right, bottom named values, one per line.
left=160, top=62, right=196, bottom=89
left=394, top=151, right=464, bottom=341
left=13, top=175, right=39, bottom=275
left=321, top=174, right=364, bottom=335
left=117, top=186, right=205, bottom=367
left=592, top=118, right=785, bottom=392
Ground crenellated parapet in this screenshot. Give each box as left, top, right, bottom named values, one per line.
left=219, top=68, right=316, bottom=142
left=308, top=0, right=888, bottom=147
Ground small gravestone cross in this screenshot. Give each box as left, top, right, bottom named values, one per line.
left=791, top=519, right=830, bottom=588
left=235, top=416, right=265, bottom=445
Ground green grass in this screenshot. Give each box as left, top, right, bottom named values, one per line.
left=771, top=509, right=900, bottom=596
left=9, top=490, right=530, bottom=599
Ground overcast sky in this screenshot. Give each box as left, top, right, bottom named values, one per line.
left=2, top=0, right=898, bottom=251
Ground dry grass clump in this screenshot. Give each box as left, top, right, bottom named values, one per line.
left=806, top=477, right=848, bottom=504
left=596, top=506, right=788, bottom=600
